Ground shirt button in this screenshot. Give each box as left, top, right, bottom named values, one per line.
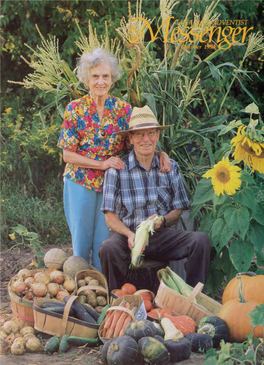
left=101, top=131, right=105, bottom=136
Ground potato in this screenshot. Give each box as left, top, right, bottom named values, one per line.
left=77, top=279, right=86, bottom=288
left=81, top=289, right=96, bottom=298
left=84, top=276, right=93, bottom=285
left=87, top=296, right=97, bottom=308
left=89, top=279, right=99, bottom=286
left=97, top=296, right=107, bottom=307
left=95, top=306, right=104, bottom=314
left=95, top=288, right=107, bottom=297
left=76, top=295, right=87, bottom=304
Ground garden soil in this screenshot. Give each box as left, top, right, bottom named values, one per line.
left=0, top=244, right=206, bottom=365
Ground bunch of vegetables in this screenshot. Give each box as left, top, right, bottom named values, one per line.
left=77, top=275, right=108, bottom=314
left=101, top=300, right=138, bottom=339
left=0, top=318, right=44, bottom=355
left=10, top=268, right=76, bottom=301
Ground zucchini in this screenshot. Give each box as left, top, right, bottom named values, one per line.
left=43, top=306, right=75, bottom=316
left=82, top=303, right=100, bottom=321
left=63, top=297, right=96, bottom=323
left=59, top=334, right=71, bottom=353
left=44, top=335, right=61, bottom=353
left=67, top=336, right=100, bottom=347
left=42, top=302, right=65, bottom=308
left=97, top=304, right=110, bottom=325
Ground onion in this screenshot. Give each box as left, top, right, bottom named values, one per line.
left=34, top=272, right=50, bottom=285
left=6, top=333, right=15, bottom=346
left=30, top=282, right=47, bottom=297
left=13, top=336, right=26, bottom=345
left=3, top=320, right=19, bottom=335
left=17, top=269, right=31, bottom=280
left=20, top=326, right=35, bottom=337
left=50, top=270, right=65, bottom=284
left=24, top=277, right=34, bottom=284
left=11, top=280, right=27, bottom=294
left=15, top=319, right=26, bottom=331
left=22, top=292, right=34, bottom=301
left=0, top=339, right=10, bottom=354
left=63, top=276, right=76, bottom=293
left=25, top=337, right=44, bottom=352
left=47, top=283, right=60, bottom=297
left=11, top=341, right=25, bottom=355
left=23, top=333, right=36, bottom=341
left=56, top=290, right=70, bottom=301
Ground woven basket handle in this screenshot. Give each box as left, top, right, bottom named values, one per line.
left=106, top=306, right=136, bottom=320
left=60, top=295, right=77, bottom=337
left=188, top=282, right=204, bottom=302
left=77, top=285, right=108, bottom=296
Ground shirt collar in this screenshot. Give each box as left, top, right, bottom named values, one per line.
left=128, top=150, right=160, bottom=171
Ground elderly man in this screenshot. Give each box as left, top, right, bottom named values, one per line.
left=99, top=106, right=211, bottom=292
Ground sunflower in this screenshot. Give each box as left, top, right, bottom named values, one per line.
left=203, top=157, right=242, bottom=196
left=231, top=126, right=264, bottom=174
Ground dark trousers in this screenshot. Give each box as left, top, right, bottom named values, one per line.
left=99, top=228, right=211, bottom=293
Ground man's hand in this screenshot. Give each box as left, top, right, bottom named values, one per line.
left=128, top=232, right=136, bottom=250
left=147, top=214, right=164, bottom=230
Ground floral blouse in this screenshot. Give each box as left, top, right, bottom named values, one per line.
left=57, top=94, right=132, bottom=192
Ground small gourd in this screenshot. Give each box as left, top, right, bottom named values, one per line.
left=161, top=317, right=184, bottom=341
left=197, top=316, right=229, bottom=347
left=107, top=335, right=138, bottom=365
left=124, top=320, right=156, bottom=342
left=138, top=336, right=170, bottom=365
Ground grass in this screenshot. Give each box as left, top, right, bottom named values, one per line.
left=1, top=179, right=70, bottom=249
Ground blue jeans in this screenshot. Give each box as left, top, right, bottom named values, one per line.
left=63, top=178, right=109, bottom=271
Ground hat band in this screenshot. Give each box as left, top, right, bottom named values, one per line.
left=129, top=122, right=159, bottom=130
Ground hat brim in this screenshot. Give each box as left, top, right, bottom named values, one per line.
left=115, top=124, right=174, bottom=136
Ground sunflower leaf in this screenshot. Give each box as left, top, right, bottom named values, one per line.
left=244, top=102, right=259, bottom=115
left=229, top=240, right=254, bottom=272
left=250, top=203, right=264, bottom=226
left=240, top=171, right=256, bottom=185
left=224, top=206, right=250, bottom=240
left=192, top=178, right=215, bottom=205
left=211, top=218, right=235, bottom=253
left=248, top=304, right=264, bottom=328
left=233, top=187, right=255, bottom=209
left=247, top=220, right=264, bottom=254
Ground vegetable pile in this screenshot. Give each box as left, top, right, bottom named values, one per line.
left=77, top=275, right=108, bottom=314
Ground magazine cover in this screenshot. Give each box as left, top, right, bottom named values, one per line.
left=1, top=1, right=264, bottom=364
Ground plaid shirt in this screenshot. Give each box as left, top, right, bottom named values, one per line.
left=101, top=150, right=190, bottom=232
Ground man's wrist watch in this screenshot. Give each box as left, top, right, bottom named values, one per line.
left=162, top=216, right=166, bottom=228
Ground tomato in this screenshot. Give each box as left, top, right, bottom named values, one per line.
left=143, top=299, right=153, bottom=312
left=121, top=283, right=137, bottom=295
left=138, top=292, right=152, bottom=301
left=113, top=289, right=125, bottom=297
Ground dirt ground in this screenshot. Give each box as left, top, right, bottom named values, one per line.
left=0, top=244, right=206, bottom=364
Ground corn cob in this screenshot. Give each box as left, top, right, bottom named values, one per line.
left=165, top=267, right=198, bottom=304
left=158, top=268, right=181, bottom=293
left=130, top=216, right=163, bottom=268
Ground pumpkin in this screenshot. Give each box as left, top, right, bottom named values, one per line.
left=147, top=308, right=172, bottom=319
left=124, top=320, right=156, bottom=342
left=164, top=337, right=191, bottom=362
left=44, top=248, right=68, bottom=270
left=186, top=333, right=213, bottom=353
left=163, top=314, right=196, bottom=336
left=219, top=275, right=264, bottom=342
left=107, top=335, right=138, bottom=365
left=62, top=256, right=90, bottom=278
left=222, top=272, right=264, bottom=305
left=197, top=316, right=230, bottom=347
left=138, top=336, right=170, bottom=365
left=101, top=338, right=114, bottom=365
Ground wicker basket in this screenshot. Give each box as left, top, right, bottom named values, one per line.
left=33, top=296, right=99, bottom=338
left=8, top=269, right=77, bottom=323
left=155, top=280, right=222, bottom=324
left=75, top=269, right=110, bottom=304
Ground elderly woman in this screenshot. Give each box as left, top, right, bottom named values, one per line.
left=57, top=48, right=170, bottom=271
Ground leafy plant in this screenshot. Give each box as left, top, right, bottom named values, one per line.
left=192, top=103, right=264, bottom=295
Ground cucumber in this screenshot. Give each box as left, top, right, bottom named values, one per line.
left=59, top=334, right=71, bottom=353
left=97, top=304, right=110, bottom=325
left=63, top=297, right=96, bottom=323
left=43, top=306, right=75, bottom=316
left=67, top=336, right=100, bottom=347
left=42, top=302, right=65, bottom=308
left=44, top=335, right=60, bottom=353
left=82, top=303, right=100, bottom=321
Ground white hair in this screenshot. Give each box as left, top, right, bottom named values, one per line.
left=77, top=48, right=121, bottom=88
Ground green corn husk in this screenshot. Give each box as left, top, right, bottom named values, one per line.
left=130, top=216, right=163, bottom=268
left=158, top=268, right=181, bottom=293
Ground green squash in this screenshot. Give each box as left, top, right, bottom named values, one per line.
left=186, top=333, right=213, bottom=353
left=124, top=319, right=156, bottom=342
left=197, top=316, right=230, bottom=347
left=107, top=335, right=138, bottom=365
left=138, top=336, right=170, bottom=365
left=101, top=338, right=114, bottom=365
left=164, top=337, right=191, bottom=362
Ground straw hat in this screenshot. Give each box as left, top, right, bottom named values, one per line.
left=115, top=105, right=173, bottom=136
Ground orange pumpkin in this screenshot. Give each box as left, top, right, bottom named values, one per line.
left=219, top=275, right=264, bottom=342
left=222, top=272, right=264, bottom=305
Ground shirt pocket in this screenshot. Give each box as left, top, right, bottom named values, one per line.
left=157, top=186, right=171, bottom=209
